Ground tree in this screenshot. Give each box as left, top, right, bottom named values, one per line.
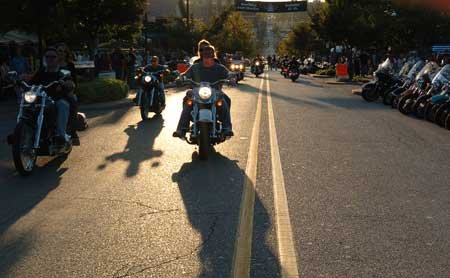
left=212, top=12, right=256, bottom=57
left=277, top=21, right=318, bottom=57
left=66, top=0, right=145, bottom=53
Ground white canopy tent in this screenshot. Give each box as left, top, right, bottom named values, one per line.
left=0, top=31, right=38, bottom=45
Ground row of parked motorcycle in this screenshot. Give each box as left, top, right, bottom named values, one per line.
left=361, top=58, right=450, bottom=129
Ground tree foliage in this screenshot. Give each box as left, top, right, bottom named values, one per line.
left=277, top=22, right=318, bottom=57
left=0, top=0, right=145, bottom=52
left=310, top=0, right=450, bottom=53
left=209, top=11, right=256, bottom=57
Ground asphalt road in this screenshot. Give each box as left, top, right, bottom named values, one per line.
left=1, top=71, right=450, bottom=278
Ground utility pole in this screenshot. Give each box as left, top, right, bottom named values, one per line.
left=186, top=0, right=190, bottom=31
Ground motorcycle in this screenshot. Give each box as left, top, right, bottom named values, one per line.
left=135, top=68, right=165, bottom=121
left=361, top=58, right=399, bottom=102
left=251, top=61, right=264, bottom=77
left=397, top=61, right=440, bottom=115
left=181, top=78, right=232, bottom=160
left=6, top=70, right=80, bottom=176
left=387, top=60, right=425, bottom=108
left=229, top=61, right=245, bottom=83
left=288, top=67, right=300, bottom=82
left=415, top=65, right=450, bottom=120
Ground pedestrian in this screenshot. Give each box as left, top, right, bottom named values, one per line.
left=360, top=51, right=369, bottom=76
left=10, top=47, right=29, bottom=76
left=267, top=55, right=272, bottom=70
left=56, top=43, right=77, bottom=85
left=111, top=48, right=125, bottom=80
left=127, top=48, right=137, bottom=88
left=0, top=55, right=11, bottom=100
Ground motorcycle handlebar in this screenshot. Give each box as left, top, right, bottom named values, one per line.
left=184, top=78, right=229, bottom=87
left=22, top=80, right=62, bottom=90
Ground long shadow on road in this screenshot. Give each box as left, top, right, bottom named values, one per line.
left=172, top=151, right=280, bottom=277
left=97, top=115, right=164, bottom=177
left=0, top=156, right=67, bottom=277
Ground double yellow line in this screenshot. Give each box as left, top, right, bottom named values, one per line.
left=232, top=73, right=299, bottom=278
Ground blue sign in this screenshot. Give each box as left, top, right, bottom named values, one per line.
left=432, top=45, right=450, bottom=54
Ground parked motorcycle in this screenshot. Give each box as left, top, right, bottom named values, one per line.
left=135, top=68, right=165, bottom=121
left=397, top=61, right=440, bottom=115
left=388, top=60, right=425, bottom=108
left=381, top=59, right=416, bottom=105
left=6, top=70, right=80, bottom=176
left=415, top=65, right=450, bottom=120
left=251, top=61, right=264, bottom=77
left=181, top=79, right=232, bottom=160
left=361, top=58, right=399, bottom=102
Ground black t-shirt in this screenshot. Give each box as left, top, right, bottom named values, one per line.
left=183, top=62, right=229, bottom=86
left=144, top=65, right=165, bottom=73
left=30, top=68, right=70, bottom=99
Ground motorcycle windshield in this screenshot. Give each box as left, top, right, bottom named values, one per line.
left=398, top=62, right=414, bottom=77
left=415, top=62, right=440, bottom=81
left=407, top=60, right=425, bottom=80
left=378, top=59, right=394, bottom=72
left=431, top=65, right=450, bottom=88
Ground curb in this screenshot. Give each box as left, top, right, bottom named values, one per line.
left=310, top=74, right=332, bottom=79
left=352, top=89, right=362, bottom=95
left=325, top=81, right=364, bottom=86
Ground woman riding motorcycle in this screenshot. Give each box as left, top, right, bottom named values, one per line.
left=173, top=45, right=233, bottom=138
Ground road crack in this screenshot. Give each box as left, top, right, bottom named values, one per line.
left=112, top=216, right=219, bottom=278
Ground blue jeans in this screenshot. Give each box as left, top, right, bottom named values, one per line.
left=159, top=82, right=165, bottom=105
left=176, top=92, right=231, bottom=132
left=55, top=99, right=70, bottom=137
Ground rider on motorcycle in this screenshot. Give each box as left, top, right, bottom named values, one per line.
left=143, top=56, right=166, bottom=107
left=30, top=47, right=76, bottom=147
left=173, top=45, right=233, bottom=138
left=288, top=56, right=301, bottom=71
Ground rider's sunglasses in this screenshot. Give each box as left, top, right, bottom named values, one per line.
left=45, top=55, right=57, bottom=59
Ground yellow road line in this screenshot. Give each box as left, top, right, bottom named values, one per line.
left=232, top=74, right=265, bottom=278
left=266, top=75, right=300, bottom=277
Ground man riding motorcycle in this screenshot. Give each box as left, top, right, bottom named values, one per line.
left=143, top=56, right=166, bottom=108
left=173, top=45, right=233, bottom=138
left=30, top=47, right=76, bottom=147
left=288, top=56, right=301, bottom=71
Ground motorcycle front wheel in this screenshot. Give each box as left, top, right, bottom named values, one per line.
left=361, top=85, right=379, bottom=102
left=12, top=121, right=37, bottom=176
left=398, top=95, right=414, bottom=115
left=445, top=113, right=450, bottom=130
left=383, top=91, right=395, bottom=106
left=140, top=91, right=150, bottom=120
left=198, top=123, right=210, bottom=160
left=412, top=96, right=428, bottom=119
left=434, top=104, right=449, bottom=126
left=424, top=102, right=435, bottom=122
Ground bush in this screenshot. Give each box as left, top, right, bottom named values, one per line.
left=76, top=78, right=129, bottom=103
left=315, top=68, right=336, bottom=76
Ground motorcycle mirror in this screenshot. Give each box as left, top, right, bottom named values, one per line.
left=60, top=69, right=71, bottom=78
left=7, top=71, right=18, bottom=78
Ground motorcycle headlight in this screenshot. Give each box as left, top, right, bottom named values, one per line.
left=143, top=75, right=152, bottom=83
left=199, top=87, right=212, bottom=100
left=255, top=62, right=260, bottom=66
left=240, top=64, right=244, bottom=69
left=24, top=91, right=37, bottom=103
